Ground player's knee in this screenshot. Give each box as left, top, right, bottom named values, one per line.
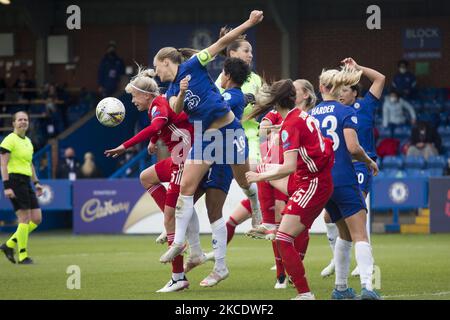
left=139, top=171, right=151, bottom=189
left=179, top=181, right=196, bottom=196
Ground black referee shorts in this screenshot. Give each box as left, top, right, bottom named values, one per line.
left=8, top=174, right=40, bottom=212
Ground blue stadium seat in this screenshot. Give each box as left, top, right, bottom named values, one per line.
left=442, top=140, right=450, bottom=153
left=393, top=126, right=411, bottom=140
left=444, top=100, right=450, bottom=112
left=378, top=127, right=391, bottom=139
left=383, top=169, right=406, bottom=178
left=405, top=168, right=427, bottom=177
left=382, top=156, right=403, bottom=169
left=438, top=126, right=450, bottom=138
left=410, top=100, right=422, bottom=111
left=404, top=155, right=426, bottom=169
left=423, top=101, right=442, bottom=113
left=426, top=168, right=444, bottom=177
left=426, top=155, right=446, bottom=169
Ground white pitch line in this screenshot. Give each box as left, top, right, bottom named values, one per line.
left=383, top=291, right=450, bottom=299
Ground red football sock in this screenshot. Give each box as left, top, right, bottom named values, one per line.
left=294, top=230, right=310, bottom=261
left=167, top=233, right=184, bottom=274
left=226, top=216, right=238, bottom=244
left=272, top=240, right=285, bottom=279
left=276, top=231, right=310, bottom=294
left=147, top=184, right=166, bottom=212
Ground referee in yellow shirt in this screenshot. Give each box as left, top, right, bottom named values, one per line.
left=0, top=111, right=43, bottom=264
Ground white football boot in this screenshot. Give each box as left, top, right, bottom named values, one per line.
left=184, top=253, right=207, bottom=273
left=320, top=259, right=335, bottom=277
left=155, top=230, right=167, bottom=245
left=199, top=268, right=229, bottom=287
left=156, top=277, right=189, bottom=293
left=291, top=292, right=316, bottom=300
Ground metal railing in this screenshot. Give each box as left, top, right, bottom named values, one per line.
left=32, top=144, right=52, bottom=179
left=109, top=148, right=157, bottom=179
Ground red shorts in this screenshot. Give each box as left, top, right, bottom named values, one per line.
left=282, top=173, right=333, bottom=229
left=240, top=181, right=288, bottom=224
left=154, top=157, right=183, bottom=208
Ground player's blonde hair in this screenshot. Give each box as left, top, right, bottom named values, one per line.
left=319, top=65, right=362, bottom=98
left=155, top=47, right=198, bottom=65
left=244, top=79, right=296, bottom=121
left=125, top=65, right=159, bottom=95
left=293, top=79, right=317, bottom=111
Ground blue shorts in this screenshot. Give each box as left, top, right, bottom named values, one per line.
left=189, top=119, right=249, bottom=164
left=200, top=163, right=233, bottom=194
left=354, top=162, right=373, bottom=195
left=325, top=184, right=367, bottom=223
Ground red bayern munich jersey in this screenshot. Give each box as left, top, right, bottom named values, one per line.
left=280, top=107, right=334, bottom=179
left=262, top=110, right=284, bottom=164
left=123, top=96, right=193, bottom=153
left=149, top=96, right=193, bottom=152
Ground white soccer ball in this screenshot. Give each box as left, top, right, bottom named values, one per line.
left=96, top=97, right=126, bottom=127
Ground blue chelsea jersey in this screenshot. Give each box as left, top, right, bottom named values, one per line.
left=352, top=91, right=380, bottom=160
left=165, top=50, right=230, bottom=132
left=310, top=100, right=359, bottom=187
left=222, top=87, right=246, bottom=121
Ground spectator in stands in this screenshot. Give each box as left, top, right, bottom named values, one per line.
left=382, top=89, right=416, bottom=137
left=97, top=41, right=125, bottom=98
left=56, top=147, right=81, bottom=180
left=13, top=70, right=35, bottom=101
left=392, top=60, right=416, bottom=99
left=407, top=120, right=441, bottom=159
left=445, top=158, right=450, bottom=176
left=42, top=83, right=65, bottom=137
left=79, top=152, right=103, bottom=178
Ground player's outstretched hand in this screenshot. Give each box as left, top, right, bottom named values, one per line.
left=368, top=159, right=379, bottom=176
left=180, top=75, right=190, bottom=92
left=147, top=141, right=157, bottom=155
left=246, top=171, right=260, bottom=183
left=341, top=57, right=359, bottom=69
left=248, top=10, right=264, bottom=26
left=104, top=145, right=126, bottom=158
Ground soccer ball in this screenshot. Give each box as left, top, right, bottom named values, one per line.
left=96, top=97, right=126, bottom=127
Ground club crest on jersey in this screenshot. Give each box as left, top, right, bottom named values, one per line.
left=222, top=92, right=232, bottom=101
left=184, top=90, right=201, bottom=110
left=281, top=130, right=289, bottom=143
left=151, top=106, right=160, bottom=118
left=354, top=102, right=361, bottom=109
left=351, top=116, right=358, bottom=124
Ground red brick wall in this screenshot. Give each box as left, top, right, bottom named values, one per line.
left=256, top=22, right=282, bottom=80
left=297, top=17, right=450, bottom=89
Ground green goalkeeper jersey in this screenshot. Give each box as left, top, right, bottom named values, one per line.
left=215, top=71, right=262, bottom=161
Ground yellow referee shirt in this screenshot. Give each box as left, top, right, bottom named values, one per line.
left=0, top=133, right=33, bottom=176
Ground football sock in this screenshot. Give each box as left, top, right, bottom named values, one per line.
left=226, top=216, right=238, bottom=244
left=16, top=223, right=29, bottom=262
left=294, top=230, right=310, bottom=261
left=326, top=223, right=338, bottom=259
left=276, top=231, right=310, bottom=294
left=173, top=194, right=194, bottom=245
left=272, top=240, right=285, bottom=279
left=148, top=184, right=167, bottom=212
left=167, top=233, right=184, bottom=275
left=355, top=241, right=374, bottom=291
left=334, top=237, right=352, bottom=290
left=186, top=209, right=202, bottom=257
left=6, top=221, right=39, bottom=249
left=211, top=218, right=227, bottom=271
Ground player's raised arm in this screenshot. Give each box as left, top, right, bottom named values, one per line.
left=341, top=58, right=385, bottom=99
left=203, top=10, right=263, bottom=59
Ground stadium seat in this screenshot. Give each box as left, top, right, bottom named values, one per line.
left=393, top=126, right=411, bottom=140
left=426, top=155, right=446, bottom=169
left=382, top=156, right=403, bottom=169
left=405, top=168, right=427, bottom=177
left=423, top=101, right=442, bottom=113
left=409, top=100, right=422, bottom=111
left=404, top=155, right=426, bottom=169
left=426, top=168, right=444, bottom=177
left=383, top=169, right=406, bottom=178
left=442, top=140, right=450, bottom=153
left=378, top=127, right=391, bottom=139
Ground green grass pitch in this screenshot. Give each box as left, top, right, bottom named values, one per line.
left=1, top=232, right=449, bottom=300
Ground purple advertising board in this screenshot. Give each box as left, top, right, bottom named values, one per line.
left=429, top=177, right=450, bottom=233
left=73, top=179, right=159, bottom=234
